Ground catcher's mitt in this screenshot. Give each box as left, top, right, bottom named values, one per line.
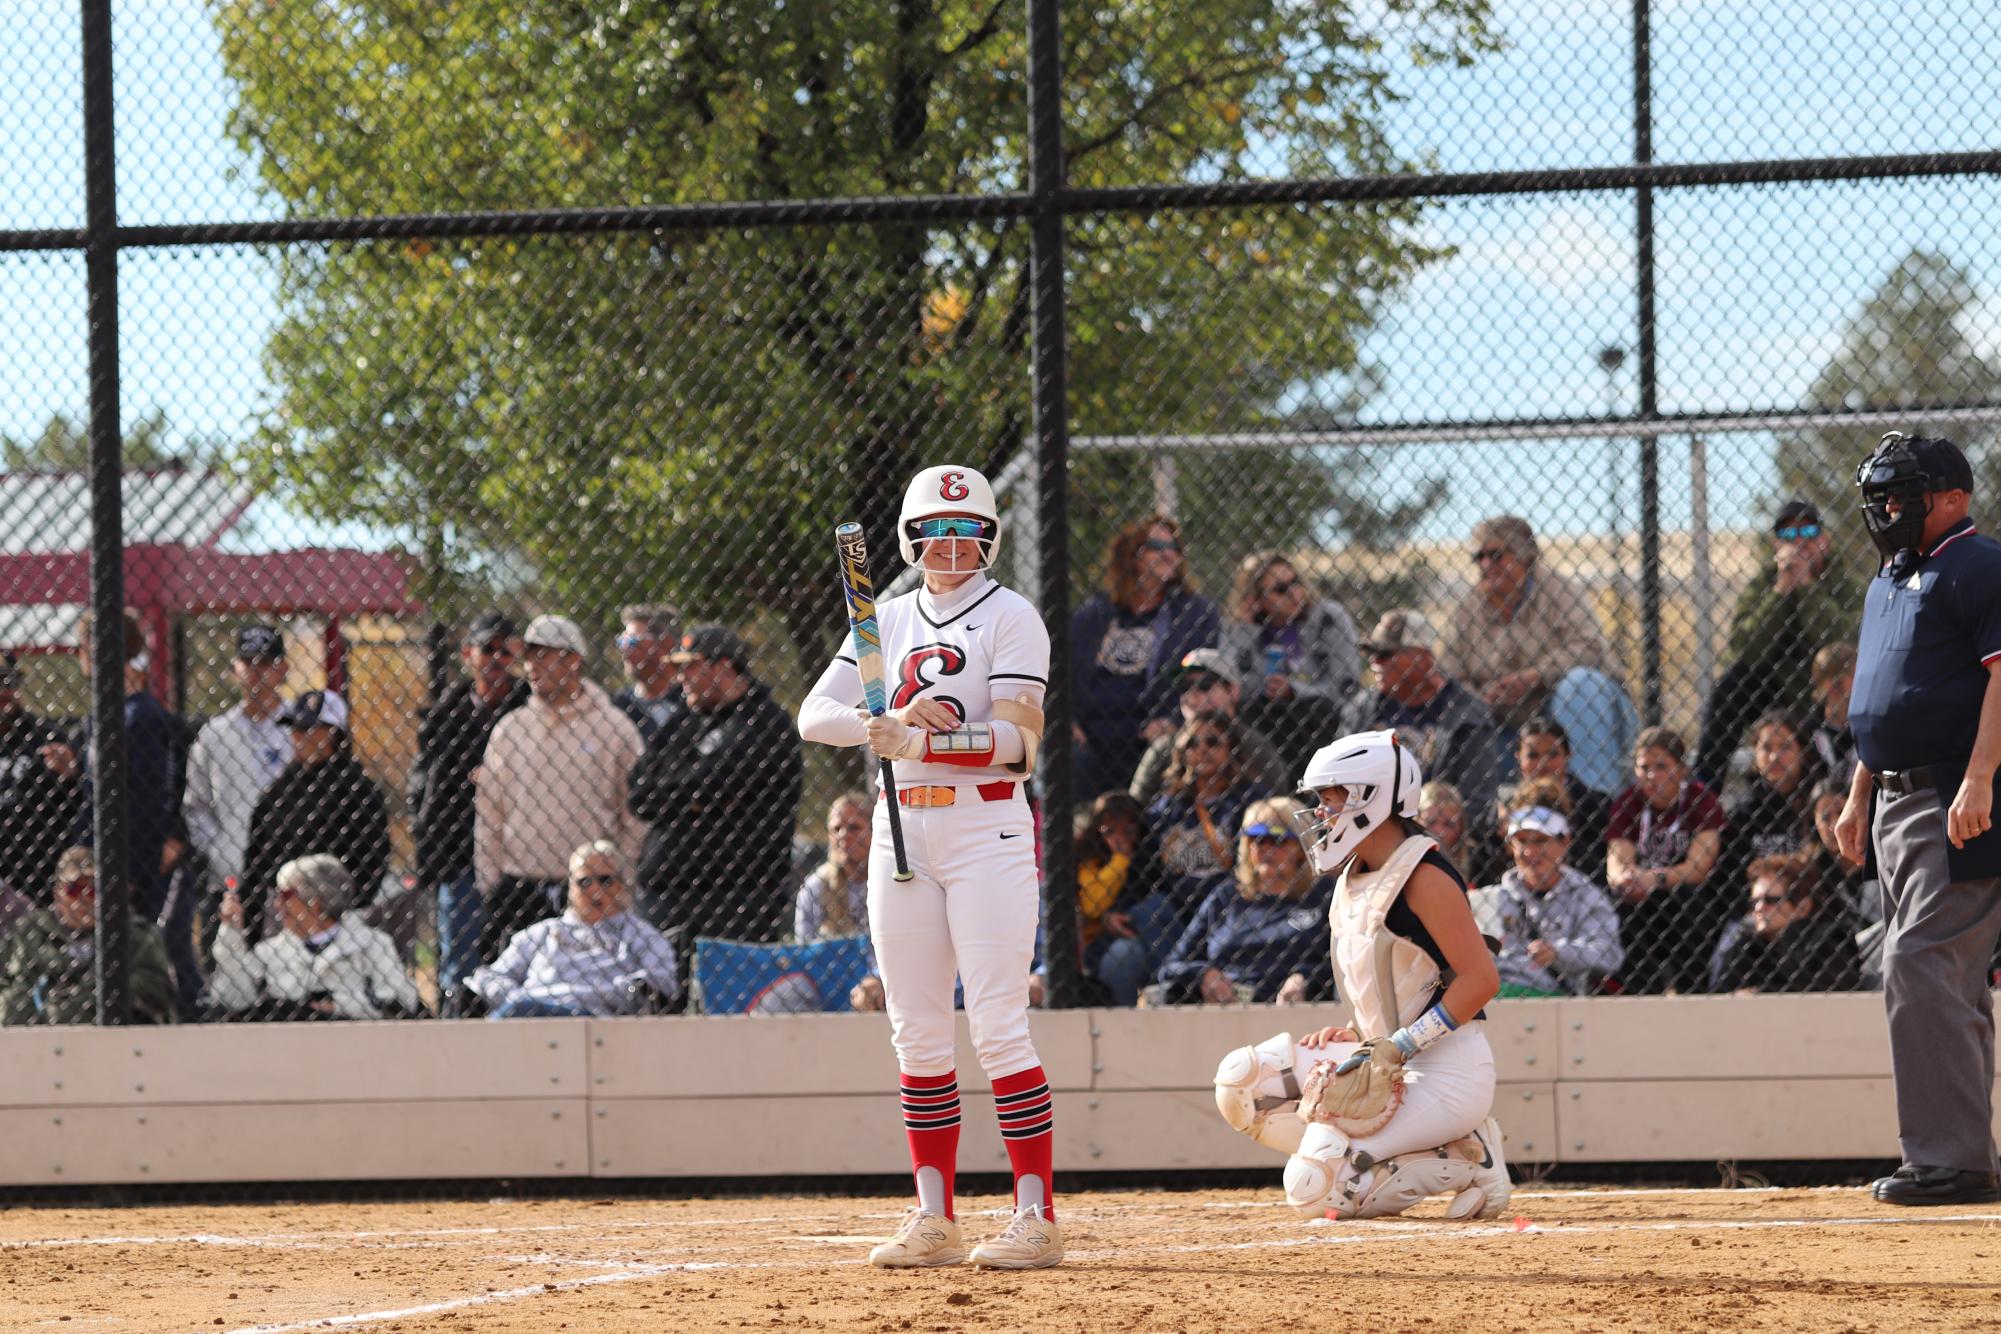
left=1298, top=1039, right=1406, bottom=1137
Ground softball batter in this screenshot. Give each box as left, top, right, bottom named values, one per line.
left=798, top=464, right=1059, bottom=1270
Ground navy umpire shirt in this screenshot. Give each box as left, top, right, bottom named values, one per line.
left=1849, top=516, right=2001, bottom=878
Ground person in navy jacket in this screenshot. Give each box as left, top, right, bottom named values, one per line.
left=1154, top=796, right=1333, bottom=1005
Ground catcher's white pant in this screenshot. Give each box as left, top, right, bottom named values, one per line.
left=1303, top=1022, right=1496, bottom=1162
left=868, top=791, right=1041, bottom=1080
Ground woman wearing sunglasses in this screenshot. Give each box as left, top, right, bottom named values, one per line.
left=1096, top=712, right=1270, bottom=1005
left=466, top=840, right=680, bottom=1018
left=798, top=464, right=1061, bottom=1269
left=1069, top=513, right=1222, bottom=796
left=1220, top=551, right=1359, bottom=772
left=1153, top=796, right=1333, bottom=1006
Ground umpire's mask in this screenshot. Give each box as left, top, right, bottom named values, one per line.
left=1855, top=431, right=1932, bottom=561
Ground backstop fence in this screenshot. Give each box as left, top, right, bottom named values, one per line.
left=0, top=0, right=1995, bottom=1026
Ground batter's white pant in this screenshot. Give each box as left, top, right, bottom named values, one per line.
left=869, top=790, right=1041, bottom=1080
left=1297, top=1022, right=1496, bottom=1159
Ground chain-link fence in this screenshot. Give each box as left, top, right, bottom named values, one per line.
left=2, top=0, right=1997, bottom=1029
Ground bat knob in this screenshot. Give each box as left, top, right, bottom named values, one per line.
left=891, top=870, right=916, bottom=883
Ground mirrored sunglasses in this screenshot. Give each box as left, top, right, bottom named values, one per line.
left=1242, top=824, right=1294, bottom=842
left=1141, top=538, right=1182, bottom=553
left=917, top=517, right=992, bottom=540
left=1774, top=524, right=1822, bottom=541
left=614, top=633, right=651, bottom=649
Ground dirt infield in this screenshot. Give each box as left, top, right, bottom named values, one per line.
left=2, top=1184, right=1998, bottom=1332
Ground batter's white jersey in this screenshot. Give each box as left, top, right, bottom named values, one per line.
left=804, top=572, right=1050, bottom=789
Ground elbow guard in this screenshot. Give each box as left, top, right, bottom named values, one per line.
left=991, top=696, right=1045, bottom=776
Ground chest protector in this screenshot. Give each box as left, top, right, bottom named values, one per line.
left=1333, top=833, right=1444, bottom=1040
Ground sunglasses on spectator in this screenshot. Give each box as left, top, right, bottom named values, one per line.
left=1180, top=672, right=1225, bottom=692
left=1774, top=524, right=1822, bottom=541
left=1752, top=893, right=1793, bottom=908
left=1261, top=576, right=1300, bottom=597
left=574, top=873, right=621, bottom=888
left=917, top=517, right=994, bottom=540
left=1471, top=547, right=1509, bottom=564
left=56, top=878, right=94, bottom=896
left=614, top=633, right=652, bottom=649
left=1182, top=735, right=1228, bottom=751
left=1369, top=648, right=1405, bottom=661
left=1141, top=538, right=1182, bottom=553
left=474, top=641, right=514, bottom=657
left=1242, top=824, right=1294, bottom=843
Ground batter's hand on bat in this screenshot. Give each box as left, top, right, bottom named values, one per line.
left=1299, top=1025, right=1359, bottom=1049
left=865, top=714, right=925, bottom=761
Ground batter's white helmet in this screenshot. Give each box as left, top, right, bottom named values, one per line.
left=1294, top=729, right=1422, bottom=873
left=898, top=464, right=1002, bottom=568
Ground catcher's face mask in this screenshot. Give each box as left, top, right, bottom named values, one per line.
left=1856, top=431, right=1932, bottom=561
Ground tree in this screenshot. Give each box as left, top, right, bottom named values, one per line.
left=213, top=1, right=1498, bottom=661
left=1775, top=249, right=2001, bottom=574
left=0, top=410, right=201, bottom=472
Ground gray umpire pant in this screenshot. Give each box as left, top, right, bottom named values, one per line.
left=1874, top=786, right=2001, bottom=1175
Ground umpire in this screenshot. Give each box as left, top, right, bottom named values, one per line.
left=1835, top=432, right=2001, bottom=1207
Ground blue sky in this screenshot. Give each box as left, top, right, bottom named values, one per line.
left=2, top=0, right=1998, bottom=550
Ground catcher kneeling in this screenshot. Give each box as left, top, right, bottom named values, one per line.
left=1213, top=729, right=1512, bottom=1221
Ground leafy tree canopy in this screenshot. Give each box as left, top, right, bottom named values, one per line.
left=1776, top=249, right=2001, bottom=574
left=214, top=0, right=1495, bottom=653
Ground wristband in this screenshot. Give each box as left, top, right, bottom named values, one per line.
left=922, top=723, right=997, bottom=767
left=1388, top=1001, right=1459, bottom=1060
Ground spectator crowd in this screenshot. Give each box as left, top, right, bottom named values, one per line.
left=0, top=501, right=1901, bottom=1024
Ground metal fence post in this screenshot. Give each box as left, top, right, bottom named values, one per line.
left=83, top=0, right=131, bottom=1026
left=1632, top=0, right=1663, bottom=724
left=1028, top=0, right=1081, bottom=1008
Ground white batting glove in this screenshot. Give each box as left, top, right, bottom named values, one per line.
left=866, top=714, right=926, bottom=761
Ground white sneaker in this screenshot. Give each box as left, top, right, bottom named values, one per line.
left=868, top=1208, right=968, bottom=1268
left=969, top=1207, right=1065, bottom=1269
left=1446, top=1116, right=1513, bottom=1220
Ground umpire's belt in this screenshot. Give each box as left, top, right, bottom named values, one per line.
left=1877, top=765, right=1939, bottom=798
left=897, top=781, right=1017, bottom=808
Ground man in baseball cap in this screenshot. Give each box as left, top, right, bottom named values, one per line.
left=1694, top=489, right=1857, bottom=788
left=667, top=623, right=750, bottom=669
left=278, top=688, right=349, bottom=732
left=182, top=624, right=293, bottom=911
left=1128, top=648, right=1290, bottom=804
left=1341, top=607, right=1506, bottom=824
left=522, top=614, right=589, bottom=658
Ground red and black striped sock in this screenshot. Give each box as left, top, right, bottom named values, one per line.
left=900, top=1070, right=961, bottom=1219
left=992, top=1065, right=1055, bottom=1220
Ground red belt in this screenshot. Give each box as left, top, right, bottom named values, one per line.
left=892, top=781, right=1017, bottom=808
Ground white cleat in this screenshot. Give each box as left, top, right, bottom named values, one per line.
left=1446, top=1116, right=1514, bottom=1220
left=969, top=1206, right=1065, bottom=1269
left=868, top=1208, right=968, bottom=1268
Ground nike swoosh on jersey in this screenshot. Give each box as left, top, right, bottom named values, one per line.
left=999, top=832, right=1021, bottom=840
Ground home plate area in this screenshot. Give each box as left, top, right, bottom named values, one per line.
left=2, top=1186, right=1997, bottom=1332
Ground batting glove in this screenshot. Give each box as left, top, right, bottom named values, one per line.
left=866, top=714, right=926, bottom=761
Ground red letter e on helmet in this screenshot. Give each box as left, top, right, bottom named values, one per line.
left=938, top=470, right=970, bottom=502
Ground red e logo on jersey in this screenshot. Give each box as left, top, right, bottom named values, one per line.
left=892, top=644, right=967, bottom=716
left=938, top=471, right=970, bottom=502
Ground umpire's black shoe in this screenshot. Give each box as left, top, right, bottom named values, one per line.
left=1870, top=1165, right=2001, bottom=1206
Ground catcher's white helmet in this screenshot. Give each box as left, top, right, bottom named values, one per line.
left=1293, top=729, right=1422, bottom=873
left=898, top=464, right=1002, bottom=568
